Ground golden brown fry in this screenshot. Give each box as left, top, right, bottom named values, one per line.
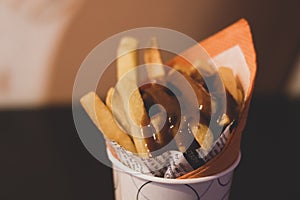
left=107, top=89, right=150, bottom=157
left=116, top=37, right=151, bottom=157
left=116, top=37, right=149, bottom=126
left=218, top=114, right=230, bottom=126
left=106, top=87, right=132, bottom=133
left=141, top=84, right=180, bottom=146
left=128, top=89, right=151, bottom=127
left=235, top=76, right=245, bottom=107
left=105, top=87, right=114, bottom=111
left=191, top=123, right=214, bottom=151
left=193, top=60, right=216, bottom=77
left=80, top=92, right=137, bottom=153
left=131, top=134, right=151, bottom=158
left=107, top=88, right=132, bottom=134
left=218, top=67, right=240, bottom=103
left=172, top=64, right=194, bottom=76
left=218, top=67, right=245, bottom=120
left=168, top=69, right=211, bottom=120
left=173, top=64, right=208, bottom=89
left=117, top=37, right=138, bottom=81
left=172, top=60, right=216, bottom=85
left=144, top=37, right=165, bottom=79
left=150, top=112, right=165, bottom=134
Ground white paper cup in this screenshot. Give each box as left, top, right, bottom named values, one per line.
left=107, top=149, right=241, bottom=200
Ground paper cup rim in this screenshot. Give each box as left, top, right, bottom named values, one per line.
left=107, top=148, right=241, bottom=184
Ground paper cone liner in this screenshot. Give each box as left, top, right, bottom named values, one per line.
left=174, top=18, right=257, bottom=179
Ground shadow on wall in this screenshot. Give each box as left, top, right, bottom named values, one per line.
left=46, top=0, right=300, bottom=105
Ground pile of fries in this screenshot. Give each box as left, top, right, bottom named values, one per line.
left=80, top=37, right=244, bottom=165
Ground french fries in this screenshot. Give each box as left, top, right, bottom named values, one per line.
left=116, top=37, right=153, bottom=157
left=167, top=70, right=212, bottom=121
left=80, top=37, right=244, bottom=160
left=117, top=37, right=138, bottom=81
left=191, top=123, right=214, bottom=151
left=217, top=66, right=244, bottom=120
left=144, top=38, right=165, bottom=79
left=218, top=67, right=240, bottom=103
left=80, top=92, right=136, bottom=153
left=105, top=87, right=114, bottom=111
left=141, top=83, right=180, bottom=148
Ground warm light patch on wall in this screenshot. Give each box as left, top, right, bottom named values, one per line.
left=286, top=51, right=300, bottom=98
left=0, top=0, right=84, bottom=109
left=0, top=68, right=11, bottom=94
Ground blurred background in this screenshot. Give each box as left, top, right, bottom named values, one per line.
left=0, top=0, right=299, bottom=108
left=1, top=0, right=299, bottom=199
